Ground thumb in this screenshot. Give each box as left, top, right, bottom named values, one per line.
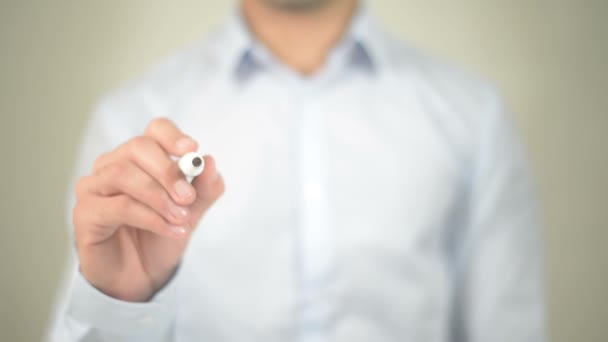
left=189, top=155, right=225, bottom=225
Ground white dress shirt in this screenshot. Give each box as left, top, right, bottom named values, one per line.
left=46, top=6, right=545, bottom=342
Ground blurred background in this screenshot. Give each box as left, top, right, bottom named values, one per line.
left=0, top=1, right=606, bottom=341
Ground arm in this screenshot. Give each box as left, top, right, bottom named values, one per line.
left=45, top=252, right=178, bottom=341
left=44, top=102, right=224, bottom=341
left=452, top=92, right=545, bottom=342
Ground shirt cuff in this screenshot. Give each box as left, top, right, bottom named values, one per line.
left=66, top=268, right=177, bottom=337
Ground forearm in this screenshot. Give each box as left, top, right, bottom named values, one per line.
left=46, top=263, right=178, bottom=342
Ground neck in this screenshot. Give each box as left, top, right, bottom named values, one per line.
left=242, top=0, right=358, bottom=75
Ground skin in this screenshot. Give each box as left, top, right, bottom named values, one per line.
left=243, top=0, right=357, bottom=75
left=74, top=0, right=357, bottom=302
left=74, top=118, right=225, bottom=301
left=262, top=0, right=334, bottom=12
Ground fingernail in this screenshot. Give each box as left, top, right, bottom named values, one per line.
left=168, top=202, right=189, bottom=220
left=176, top=137, right=196, bottom=152
left=174, top=179, right=195, bottom=199
left=168, top=225, right=187, bottom=236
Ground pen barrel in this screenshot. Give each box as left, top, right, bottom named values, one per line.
left=178, top=152, right=205, bottom=177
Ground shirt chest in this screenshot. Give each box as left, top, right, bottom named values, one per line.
left=181, top=80, right=461, bottom=266
left=174, top=74, right=461, bottom=340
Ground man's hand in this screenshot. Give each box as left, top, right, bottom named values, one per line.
left=73, top=118, right=224, bottom=302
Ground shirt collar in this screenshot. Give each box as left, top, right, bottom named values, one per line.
left=220, top=3, right=384, bottom=83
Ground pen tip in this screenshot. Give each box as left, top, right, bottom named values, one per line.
left=192, top=157, right=202, bottom=167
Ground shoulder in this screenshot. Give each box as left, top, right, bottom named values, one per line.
left=380, top=30, right=500, bottom=115
left=91, top=25, right=230, bottom=132
left=376, top=29, right=508, bottom=152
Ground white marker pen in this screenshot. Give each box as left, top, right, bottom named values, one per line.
left=178, top=152, right=205, bottom=178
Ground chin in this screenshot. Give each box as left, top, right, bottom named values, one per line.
left=262, top=0, right=334, bottom=11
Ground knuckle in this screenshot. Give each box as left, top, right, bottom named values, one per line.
left=73, top=199, right=98, bottom=239
left=93, top=153, right=108, bottom=170
left=72, top=201, right=86, bottom=229
left=127, top=136, right=151, bottom=156
left=75, top=176, right=90, bottom=199
left=146, top=117, right=170, bottom=134
left=102, top=162, right=127, bottom=180
left=114, top=195, right=132, bottom=217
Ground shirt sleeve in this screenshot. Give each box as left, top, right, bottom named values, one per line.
left=452, top=91, right=546, bottom=342
left=44, top=98, right=178, bottom=341
left=45, top=253, right=178, bottom=341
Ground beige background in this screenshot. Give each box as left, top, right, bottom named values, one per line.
left=1, top=1, right=607, bottom=341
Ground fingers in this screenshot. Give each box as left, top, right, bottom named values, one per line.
left=75, top=194, right=189, bottom=241
left=79, top=154, right=224, bottom=240
left=94, top=135, right=196, bottom=206
left=74, top=118, right=224, bottom=244
left=93, top=118, right=199, bottom=207
left=144, top=117, right=198, bottom=156
left=78, top=161, right=190, bottom=226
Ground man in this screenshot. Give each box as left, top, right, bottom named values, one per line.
left=47, top=0, right=545, bottom=341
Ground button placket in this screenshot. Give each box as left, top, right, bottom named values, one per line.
left=292, top=80, right=336, bottom=342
